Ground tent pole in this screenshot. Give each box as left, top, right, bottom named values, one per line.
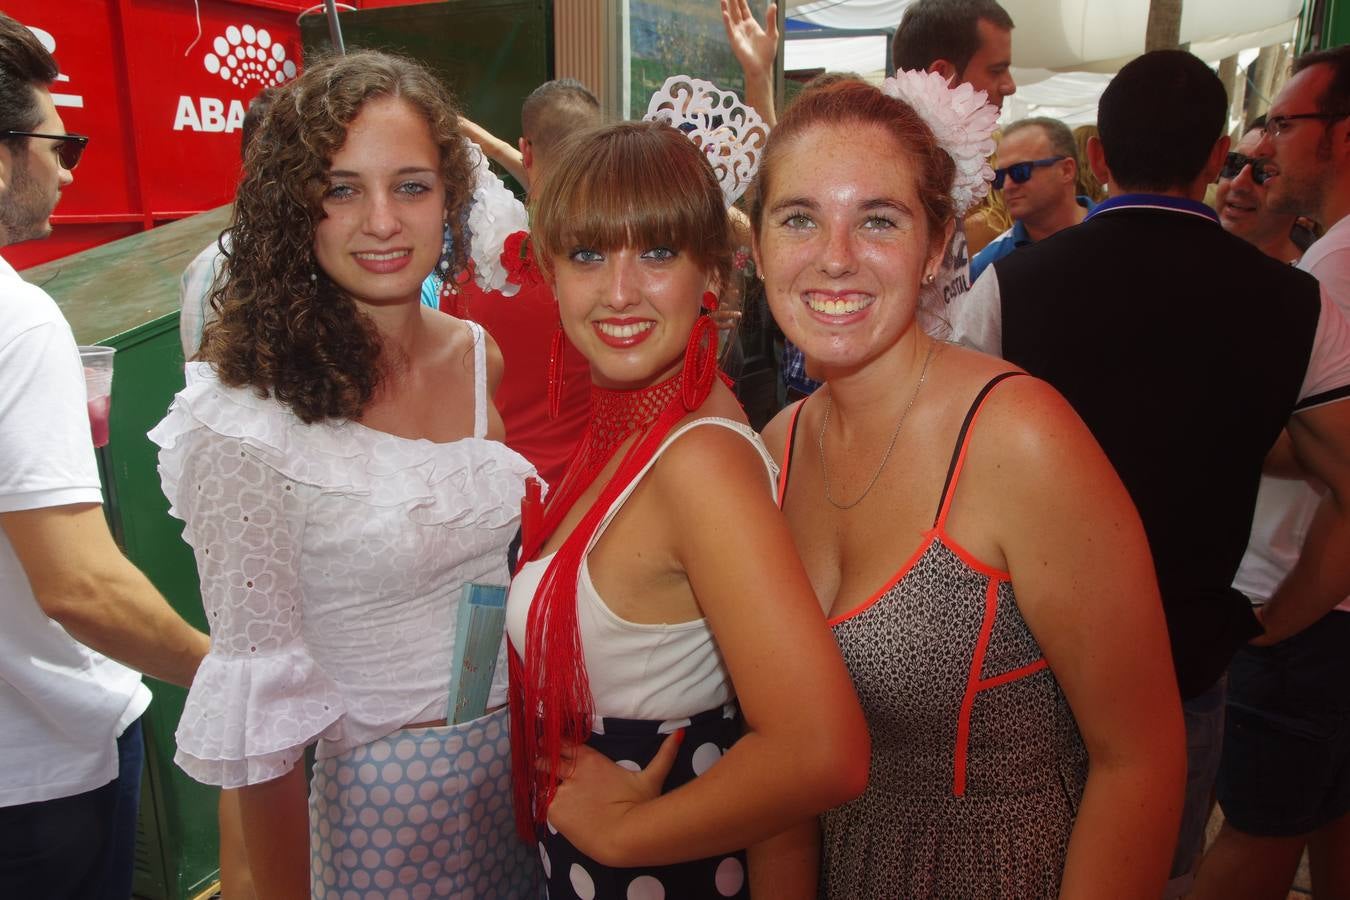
left=324, top=0, right=347, bottom=54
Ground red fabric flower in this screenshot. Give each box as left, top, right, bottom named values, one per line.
left=501, top=231, right=544, bottom=290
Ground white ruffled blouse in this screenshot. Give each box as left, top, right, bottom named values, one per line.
left=151, top=328, right=533, bottom=788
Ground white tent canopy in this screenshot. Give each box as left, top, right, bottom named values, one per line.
left=784, top=0, right=1300, bottom=123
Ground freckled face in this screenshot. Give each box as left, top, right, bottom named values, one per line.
left=313, top=96, right=445, bottom=309
left=754, top=122, right=946, bottom=377
left=550, top=243, right=710, bottom=390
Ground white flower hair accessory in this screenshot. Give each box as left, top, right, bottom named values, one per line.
left=643, top=75, right=768, bottom=208
left=463, top=140, right=530, bottom=296
left=880, top=69, right=999, bottom=217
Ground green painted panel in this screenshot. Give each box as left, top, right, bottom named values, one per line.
left=22, top=205, right=231, bottom=347
left=105, top=322, right=221, bottom=900
left=300, top=0, right=551, bottom=195
left=1327, top=0, right=1350, bottom=49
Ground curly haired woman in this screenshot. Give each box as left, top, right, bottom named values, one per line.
left=150, top=51, right=537, bottom=898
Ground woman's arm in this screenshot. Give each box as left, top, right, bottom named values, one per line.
left=541, top=421, right=868, bottom=867
left=747, top=820, right=820, bottom=899
left=159, top=422, right=334, bottom=897
left=977, top=377, right=1185, bottom=899
left=235, top=768, right=310, bottom=899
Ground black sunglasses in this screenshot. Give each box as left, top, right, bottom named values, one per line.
left=1219, top=151, right=1272, bottom=185
left=0, top=131, right=89, bottom=170
left=992, top=156, right=1067, bottom=190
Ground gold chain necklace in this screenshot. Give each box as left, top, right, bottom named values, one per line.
left=816, top=341, right=936, bottom=510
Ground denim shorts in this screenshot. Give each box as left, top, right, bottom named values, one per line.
left=1217, top=610, right=1350, bottom=836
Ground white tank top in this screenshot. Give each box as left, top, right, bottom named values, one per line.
left=506, top=417, right=778, bottom=722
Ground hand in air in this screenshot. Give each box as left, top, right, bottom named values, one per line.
left=720, top=0, right=779, bottom=78
left=542, top=729, right=684, bottom=867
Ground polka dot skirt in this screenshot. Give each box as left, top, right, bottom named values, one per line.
left=309, top=708, right=540, bottom=898
left=538, top=704, right=748, bottom=900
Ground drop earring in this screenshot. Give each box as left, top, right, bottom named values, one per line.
left=546, top=324, right=565, bottom=420
left=436, top=221, right=454, bottom=311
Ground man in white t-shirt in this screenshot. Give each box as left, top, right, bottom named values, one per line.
left=0, top=15, right=208, bottom=899
left=1196, top=44, right=1350, bottom=900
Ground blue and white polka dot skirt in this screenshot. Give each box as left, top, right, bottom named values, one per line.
left=309, top=707, right=541, bottom=898
left=538, top=703, right=749, bottom=900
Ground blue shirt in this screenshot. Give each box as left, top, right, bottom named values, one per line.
left=969, top=196, right=1095, bottom=285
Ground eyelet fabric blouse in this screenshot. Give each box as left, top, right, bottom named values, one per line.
left=151, top=322, right=535, bottom=788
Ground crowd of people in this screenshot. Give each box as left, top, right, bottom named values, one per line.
left=2, top=1, right=1348, bottom=898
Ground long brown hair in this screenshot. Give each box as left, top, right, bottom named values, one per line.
left=201, top=50, right=474, bottom=423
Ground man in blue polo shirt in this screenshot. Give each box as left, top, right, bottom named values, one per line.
left=969, top=116, right=1091, bottom=283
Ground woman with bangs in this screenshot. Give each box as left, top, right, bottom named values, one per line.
left=151, top=52, right=537, bottom=897
left=504, top=120, right=868, bottom=899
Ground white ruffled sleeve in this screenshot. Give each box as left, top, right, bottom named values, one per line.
left=151, top=371, right=344, bottom=787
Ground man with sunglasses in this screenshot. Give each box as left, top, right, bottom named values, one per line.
left=969, top=117, right=1092, bottom=284
left=1214, top=117, right=1303, bottom=264
left=0, top=14, right=208, bottom=900
left=953, top=49, right=1350, bottom=899
left=1195, top=44, right=1350, bottom=900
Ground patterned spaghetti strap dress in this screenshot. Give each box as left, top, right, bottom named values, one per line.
left=778, top=372, right=1090, bottom=899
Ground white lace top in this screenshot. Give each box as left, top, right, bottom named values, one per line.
left=151, top=322, right=534, bottom=788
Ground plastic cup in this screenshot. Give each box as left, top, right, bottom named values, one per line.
left=78, top=345, right=116, bottom=448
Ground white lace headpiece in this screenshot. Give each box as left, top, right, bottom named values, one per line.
left=880, top=70, right=999, bottom=217
left=643, top=75, right=768, bottom=208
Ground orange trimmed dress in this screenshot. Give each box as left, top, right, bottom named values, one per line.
left=779, top=373, right=1089, bottom=899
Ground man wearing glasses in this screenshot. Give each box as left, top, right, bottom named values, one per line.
left=1196, top=44, right=1350, bottom=900
left=1213, top=116, right=1304, bottom=264
left=0, top=13, right=207, bottom=900
left=953, top=49, right=1350, bottom=899
left=969, top=117, right=1092, bottom=284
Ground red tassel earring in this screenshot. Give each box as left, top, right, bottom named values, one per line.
left=681, top=314, right=718, bottom=411
left=547, top=325, right=565, bottom=419
left=702, top=290, right=719, bottom=312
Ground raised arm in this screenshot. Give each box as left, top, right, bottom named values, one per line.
left=459, top=116, right=528, bottom=189
left=541, top=420, right=868, bottom=867
left=979, top=377, right=1185, bottom=899
left=722, top=0, right=779, bottom=127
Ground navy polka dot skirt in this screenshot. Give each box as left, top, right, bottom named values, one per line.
left=537, top=703, right=750, bottom=899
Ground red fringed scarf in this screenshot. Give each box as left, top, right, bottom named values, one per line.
left=509, top=315, right=720, bottom=839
